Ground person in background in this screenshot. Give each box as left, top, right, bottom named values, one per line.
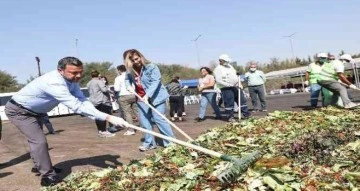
left=4, top=57, right=129, bottom=186
left=114, top=64, right=138, bottom=135
left=316, top=53, right=360, bottom=109
left=195, top=67, right=222, bottom=122
left=124, top=49, right=175, bottom=151
left=99, top=76, right=119, bottom=133
left=244, top=62, right=267, bottom=112
left=40, top=115, right=58, bottom=135
left=174, top=76, right=187, bottom=117
left=166, top=78, right=184, bottom=122
left=213, top=54, right=250, bottom=122
left=87, top=71, right=116, bottom=138
left=304, top=53, right=325, bottom=108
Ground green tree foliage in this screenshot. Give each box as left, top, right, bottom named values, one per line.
left=79, top=62, right=117, bottom=87
left=157, top=64, right=199, bottom=84
left=0, top=70, right=19, bottom=93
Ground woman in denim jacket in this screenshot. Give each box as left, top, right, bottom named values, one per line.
left=124, top=49, right=175, bottom=151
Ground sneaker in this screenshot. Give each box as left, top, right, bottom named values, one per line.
left=170, top=117, right=176, bottom=122
left=123, top=130, right=135, bottom=136
left=40, top=176, right=60, bottom=187
left=228, top=117, right=236, bottom=122
left=48, top=131, right=59, bottom=135
left=182, top=112, right=186, bottom=116
left=344, top=102, right=360, bottom=109
left=107, top=126, right=119, bottom=133
left=251, top=109, right=259, bottom=113
left=31, top=167, right=62, bottom=176
left=98, top=131, right=116, bottom=138
left=194, top=117, right=205, bottom=122
left=138, top=145, right=157, bottom=152
left=260, top=109, right=267, bottom=112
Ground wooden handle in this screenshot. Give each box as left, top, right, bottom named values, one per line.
left=128, top=124, right=222, bottom=158
left=132, top=92, right=194, bottom=141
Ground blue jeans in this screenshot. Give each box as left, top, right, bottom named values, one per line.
left=234, top=88, right=250, bottom=118
left=310, top=83, right=322, bottom=107
left=198, top=92, right=222, bottom=119
left=248, top=85, right=266, bottom=110
left=221, top=87, right=235, bottom=119
left=137, top=101, right=174, bottom=147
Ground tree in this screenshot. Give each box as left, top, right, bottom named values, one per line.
left=0, top=70, right=19, bottom=93
left=80, top=62, right=117, bottom=87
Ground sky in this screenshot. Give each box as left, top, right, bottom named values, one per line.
left=1, top=0, right=359, bottom=83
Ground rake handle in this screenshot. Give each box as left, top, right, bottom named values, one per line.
left=128, top=124, right=223, bottom=158
left=132, top=92, right=194, bottom=141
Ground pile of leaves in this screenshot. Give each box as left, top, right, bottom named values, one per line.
left=44, top=107, right=359, bottom=191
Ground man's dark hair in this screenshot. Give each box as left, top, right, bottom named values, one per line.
left=117, top=65, right=127, bottom=72
left=175, top=76, right=180, bottom=80
left=57, top=57, right=83, bottom=69
left=91, top=70, right=100, bottom=78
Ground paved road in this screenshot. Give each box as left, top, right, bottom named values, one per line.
left=0, top=91, right=359, bottom=191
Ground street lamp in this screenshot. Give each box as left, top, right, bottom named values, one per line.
left=191, top=34, right=202, bottom=66
left=35, top=56, right=41, bottom=77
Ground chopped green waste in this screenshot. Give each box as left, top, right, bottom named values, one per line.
left=43, top=107, right=360, bottom=191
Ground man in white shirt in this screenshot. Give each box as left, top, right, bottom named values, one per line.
left=114, top=65, right=137, bottom=135
left=5, top=57, right=130, bottom=186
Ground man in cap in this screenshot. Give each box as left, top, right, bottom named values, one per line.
left=304, top=53, right=325, bottom=108
left=5, top=57, right=130, bottom=186
left=316, top=53, right=360, bottom=108
left=213, top=54, right=250, bottom=122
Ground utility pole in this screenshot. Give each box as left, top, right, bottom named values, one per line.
left=283, top=32, right=297, bottom=64
left=191, top=34, right=202, bottom=66
left=35, top=56, right=41, bottom=76
left=75, top=38, right=79, bottom=57
left=283, top=32, right=304, bottom=90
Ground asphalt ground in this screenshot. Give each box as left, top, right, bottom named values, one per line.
left=0, top=91, right=359, bottom=191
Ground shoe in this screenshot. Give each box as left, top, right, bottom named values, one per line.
left=138, top=145, right=157, bottom=152
left=344, top=102, right=360, bottom=109
left=40, top=176, right=60, bottom=187
left=48, top=131, right=59, bottom=135
left=228, top=117, right=236, bottom=122
left=108, top=126, right=119, bottom=133
left=98, top=131, right=116, bottom=138
left=251, top=109, right=259, bottom=113
left=182, top=112, right=186, bottom=116
left=123, top=130, right=135, bottom=136
left=195, top=117, right=205, bottom=122
left=260, top=109, right=267, bottom=112
left=214, top=116, right=222, bottom=120
left=170, top=117, right=176, bottom=122
left=32, top=167, right=62, bottom=175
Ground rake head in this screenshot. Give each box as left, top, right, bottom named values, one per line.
left=217, top=150, right=262, bottom=183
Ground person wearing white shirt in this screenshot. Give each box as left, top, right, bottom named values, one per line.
left=5, top=57, right=129, bottom=186
left=114, top=65, right=137, bottom=135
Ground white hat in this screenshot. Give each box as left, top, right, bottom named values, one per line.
left=219, top=54, right=231, bottom=62
left=339, top=54, right=353, bottom=61
left=317, top=52, right=328, bottom=58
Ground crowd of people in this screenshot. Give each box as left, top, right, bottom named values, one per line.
left=3, top=49, right=359, bottom=187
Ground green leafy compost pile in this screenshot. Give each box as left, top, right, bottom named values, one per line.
left=44, top=107, right=360, bottom=191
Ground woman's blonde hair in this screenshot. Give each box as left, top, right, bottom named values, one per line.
left=123, top=49, right=150, bottom=71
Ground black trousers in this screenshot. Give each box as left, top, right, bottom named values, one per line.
left=169, top=96, right=182, bottom=117
left=95, top=104, right=112, bottom=132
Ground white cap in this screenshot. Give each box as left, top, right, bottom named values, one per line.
left=317, top=52, right=328, bottom=58
left=340, top=54, right=353, bottom=61
left=219, top=54, right=231, bottom=62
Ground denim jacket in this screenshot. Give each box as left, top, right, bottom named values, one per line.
left=125, top=63, right=169, bottom=106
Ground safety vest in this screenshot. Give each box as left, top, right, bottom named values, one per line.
left=317, top=61, right=338, bottom=82
left=308, top=63, right=322, bottom=84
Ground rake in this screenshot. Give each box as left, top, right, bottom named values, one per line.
left=132, top=91, right=194, bottom=141
left=127, top=123, right=262, bottom=183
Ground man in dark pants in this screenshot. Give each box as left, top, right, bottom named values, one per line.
left=5, top=57, right=129, bottom=186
